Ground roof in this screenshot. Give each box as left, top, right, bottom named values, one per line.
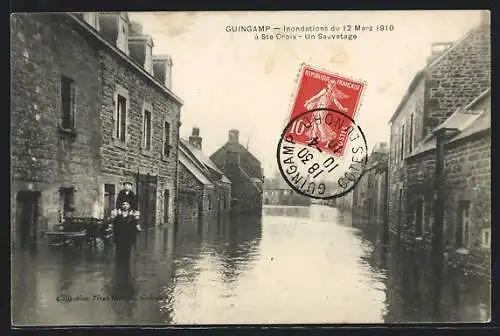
left=388, top=25, right=481, bottom=124
left=179, top=150, right=213, bottom=186
left=212, top=141, right=262, bottom=169
left=435, top=88, right=491, bottom=133
left=180, top=139, right=231, bottom=184
left=66, top=13, right=183, bottom=105
left=450, top=108, right=490, bottom=142
left=407, top=88, right=491, bottom=158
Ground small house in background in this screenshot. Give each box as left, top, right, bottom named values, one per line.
left=263, top=172, right=311, bottom=207
left=177, top=127, right=231, bottom=224
left=210, top=129, right=264, bottom=215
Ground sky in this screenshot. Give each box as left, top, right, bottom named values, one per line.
left=129, top=10, right=482, bottom=176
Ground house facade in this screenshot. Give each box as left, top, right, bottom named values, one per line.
left=210, top=129, right=264, bottom=214
left=336, top=142, right=389, bottom=226
left=263, top=173, right=311, bottom=207
left=405, top=90, right=491, bottom=274
left=95, top=12, right=182, bottom=231
left=10, top=12, right=182, bottom=249
left=177, top=127, right=232, bottom=224
left=387, top=14, right=490, bottom=274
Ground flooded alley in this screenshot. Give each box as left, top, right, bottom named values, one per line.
left=11, top=205, right=490, bottom=326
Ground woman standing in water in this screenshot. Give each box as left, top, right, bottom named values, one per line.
left=110, top=201, right=140, bottom=273
left=303, top=79, right=349, bottom=147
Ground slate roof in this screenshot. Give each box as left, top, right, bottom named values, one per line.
left=180, top=138, right=232, bottom=184
left=179, top=149, right=213, bottom=186
left=408, top=88, right=491, bottom=158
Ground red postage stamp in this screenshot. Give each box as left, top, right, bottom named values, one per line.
left=284, top=65, right=366, bottom=156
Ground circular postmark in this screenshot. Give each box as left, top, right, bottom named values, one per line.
left=276, top=108, right=368, bottom=200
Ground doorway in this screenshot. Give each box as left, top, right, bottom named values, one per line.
left=137, top=174, right=158, bottom=230
left=15, top=191, right=41, bottom=249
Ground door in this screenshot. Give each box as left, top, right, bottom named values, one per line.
left=137, top=174, right=157, bottom=230
left=16, top=191, right=41, bottom=249
left=104, top=184, right=116, bottom=219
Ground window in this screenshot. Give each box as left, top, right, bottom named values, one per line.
left=400, top=124, right=405, bottom=161
left=104, top=184, right=116, bottom=218
left=143, top=110, right=152, bottom=150
left=163, top=189, right=170, bottom=223
left=117, top=17, right=129, bottom=54
left=60, top=75, right=75, bottom=130
left=82, top=12, right=99, bottom=29
left=115, top=94, right=127, bottom=142
left=409, top=114, right=414, bottom=153
left=456, top=200, right=471, bottom=249
left=415, top=197, right=425, bottom=238
left=481, top=229, right=490, bottom=248
left=163, top=121, right=171, bottom=156
left=59, top=187, right=75, bottom=218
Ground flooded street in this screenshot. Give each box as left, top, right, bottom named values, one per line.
left=11, top=205, right=490, bottom=326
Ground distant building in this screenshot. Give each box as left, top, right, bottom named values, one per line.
left=337, top=142, right=389, bottom=225
left=177, top=127, right=231, bottom=224
left=210, top=129, right=264, bottom=214
left=263, top=173, right=311, bottom=206
left=387, top=13, right=490, bottom=274
left=10, top=12, right=182, bottom=249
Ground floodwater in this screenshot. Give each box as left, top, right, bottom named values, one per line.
left=11, top=205, right=490, bottom=326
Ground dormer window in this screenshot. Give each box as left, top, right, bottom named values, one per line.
left=82, top=12, right=100, bottom=30
left=117, top=15, right=129, bottom=54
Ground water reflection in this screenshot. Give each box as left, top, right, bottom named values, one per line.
left=353, top=217, right=491, bottom=323
left=11, top=205, right=490, bottom=325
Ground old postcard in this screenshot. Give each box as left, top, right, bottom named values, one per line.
left=10, top=10, right=491, bottom=326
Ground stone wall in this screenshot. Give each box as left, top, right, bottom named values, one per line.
left=224, top=164, right=263, bottom=214
left=442, top=133, right=490, bottom=272
left=11, top=13, right=103, bottom=239
left=177, top=163, right=204, bottom=225
left=405, top=151, right=436, bottom=245
left=423, top=24, right=491, bottom=137
left=99, top=48, right=181, bottom=228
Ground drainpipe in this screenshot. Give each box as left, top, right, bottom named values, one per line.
left=432, top=127, right=456, bottom=318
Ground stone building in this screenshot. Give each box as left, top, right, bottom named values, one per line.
left=210, top=130, right=264, bottom=214
left=336, top=142, right=389, bottom=226
left=387, top=13, right=490, bottom=273
left=263, top=172, right=311, bottom=207
left=177, top=127, right=232, bottom=224
left=10, top=12, right=182, bottom=249
left=405, top=89, right=491, bottom=274
left=95, top=12, right=182, bottom=231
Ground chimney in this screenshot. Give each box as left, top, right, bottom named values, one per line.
left=128, top=22, right=154, bottom=74
left=98, top=12, right=130, bottom=55
left=153, top=55, right=173, bottom=89
left=479, top=10, right=490, bottom=26
left=426, top=42, right=453, bottom=64
left=129, top=20, right=143, bottom=35
left=228, top=129, right=239, bottom=144
left=188, top=127, right=202, bottom=150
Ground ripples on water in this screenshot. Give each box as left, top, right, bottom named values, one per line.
left=11, top=205, right=490, bottom=325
